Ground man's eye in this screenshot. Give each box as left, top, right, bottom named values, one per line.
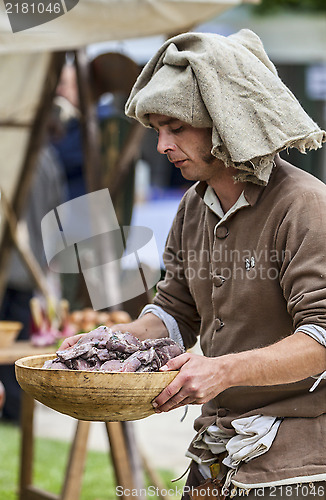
left=171, top=126, right=183, bottom=134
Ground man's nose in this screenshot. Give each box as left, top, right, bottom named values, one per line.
left=157, top=132, right=174, bottom=155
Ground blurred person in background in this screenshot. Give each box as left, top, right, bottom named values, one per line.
left=51, top=62, right=86, bottom=200
left=50, top=62, right=89, bottom=311
left=0, top=143, right=66, bottom=423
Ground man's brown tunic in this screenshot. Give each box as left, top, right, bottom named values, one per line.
left=154, top=156, right=326, bottom=487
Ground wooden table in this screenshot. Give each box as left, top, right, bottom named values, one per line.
left=0, top=340, right=55, bottom=365
left=0, top=341, right=152, bottom=500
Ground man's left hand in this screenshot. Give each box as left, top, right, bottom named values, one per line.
left=152, top=353, right=228, bottom=412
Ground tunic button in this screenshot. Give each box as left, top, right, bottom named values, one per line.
left=215, top=318, right=224, bottom=331
left=213, top=275, right=225, bottom=287
left=215, top=226, right=229, bottom=239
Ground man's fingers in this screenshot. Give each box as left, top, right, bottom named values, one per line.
left=153, top=354, right=215, bottom=412
left=153, top=388, right=192, bottom=413
left=172, top=397, right=196, bottom=410
left=153, top=372, right=185, bottom=409
left=153, top=359, right=196, bottom=411
left=160, top=352, right=190, bottom=371
left=59, top=334, right=83, bottom=350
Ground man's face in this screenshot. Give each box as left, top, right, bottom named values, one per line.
left=148, top=114, right=225, bottom=184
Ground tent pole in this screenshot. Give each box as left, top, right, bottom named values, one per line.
left=109, top=121, right=145, bottom=205
left=75, top=49, right=103, bottom=193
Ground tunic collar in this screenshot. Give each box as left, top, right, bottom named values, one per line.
left=195, top=179, right=264, bottom=209
left=195, top=156, right=282, bottom=209
left=203, top=186, right=249, bottom=225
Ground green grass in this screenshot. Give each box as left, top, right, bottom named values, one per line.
left=0, top=421, right=181, bottom=500
left=0, top=422, right=20, bottom=500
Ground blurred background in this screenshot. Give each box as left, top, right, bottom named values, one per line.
left=0, top=0, right=325, bottom=498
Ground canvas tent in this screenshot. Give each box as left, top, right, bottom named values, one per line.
left=0, top=0, right=255, bottom=51
left=0, top=0, right=256, bottom=298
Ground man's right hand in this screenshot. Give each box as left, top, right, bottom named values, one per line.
left=58, top=312, right=168, bottom=350
left=59, top=333, right=84, bottom=350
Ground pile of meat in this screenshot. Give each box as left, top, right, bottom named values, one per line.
left=42, top=326, right=184, bottom=372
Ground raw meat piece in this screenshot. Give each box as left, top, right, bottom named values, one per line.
left=80, top=346, right=100, bottom=359
left=100, top=360, right=123, bottom=372
left=142, top=338, right=178, bottom=349
left=96, top=350, right=120, bottom=362
left=42, top=358, right=70, bottom=370
left=56, top=341, right=95, bottom=361
left=56, top=327, right=114, bottom=361
left=121, top=347, right=159, bottom=372
left=142, top=337, right=184, bottom=365
left=106, top=332, right=142, bottom=354
left=155, top=344, right=184, bottom=366
left=77, top=326, right=112, bottom=348
left=42, top=326, right=184, bottom=372
left=71, top=358, right=93, bottom=370
left=120, top=353, right=142, bottom=372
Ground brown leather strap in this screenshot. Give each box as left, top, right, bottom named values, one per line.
left=190, top=478, right=226, bottom=500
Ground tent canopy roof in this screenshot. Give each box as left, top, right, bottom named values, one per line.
left=0, top=0, right=250, bottom=53
left=0, top=0, right=255, bottom=248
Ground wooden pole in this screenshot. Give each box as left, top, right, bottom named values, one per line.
left=0, top=189, right=50, bottom=300
left=19, top=393, right=35, bottom=499
left=75, top=49, right=103, bottom=193
left=61, top=421, right=91, bottom=500
left=109, top=121, right=145, bottom=205
left=105, top=421, right=136, bottom=499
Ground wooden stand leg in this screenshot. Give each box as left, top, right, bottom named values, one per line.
left=105, top=421, right=136, bottom=498
left=141, top=451, right=169, bottom=500
left=18, top=402, right=164, bottom=500
left=19, top=394, right=61, bottom=500
left=106, top=422, right=172, bottom=500
left=19, top=392, right=35, bottom=499
left=123, top=422, right=145, bottom=491
left=60, top=420, right=90, bottom=500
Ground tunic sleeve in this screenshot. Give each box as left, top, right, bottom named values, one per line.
left=153, top=197, right=201, bottom=350
left=276, top=189, right=326, bottom=331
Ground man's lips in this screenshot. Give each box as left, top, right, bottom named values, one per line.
left=170, top=159, right=187, bottom=168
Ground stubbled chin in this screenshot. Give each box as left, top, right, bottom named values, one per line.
left=179, top=167, right=198, bottom=181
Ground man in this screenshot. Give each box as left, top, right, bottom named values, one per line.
left=62, top=30, right=326, bottom=498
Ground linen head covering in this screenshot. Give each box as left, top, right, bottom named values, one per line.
left=125, top=30, right=326, bottom=185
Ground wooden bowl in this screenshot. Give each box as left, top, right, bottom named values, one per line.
left=15, top=354, right=178, bottom=422
left=0, top=321, right=23, bottom=348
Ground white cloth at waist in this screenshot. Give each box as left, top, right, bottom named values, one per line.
left=186, top=415, right=282, bottom=479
